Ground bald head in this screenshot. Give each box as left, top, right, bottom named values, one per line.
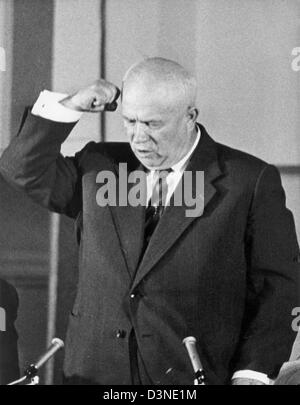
left=121, top=57, right=199, bottom=170
left=122, top=57, right=197, bottom=110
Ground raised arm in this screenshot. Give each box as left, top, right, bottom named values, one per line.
left=0, top=80, right=120, bottom=218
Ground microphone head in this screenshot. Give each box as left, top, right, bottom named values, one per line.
left=182, top=336, right=197, bottom=345
left=51, top=337, right=64, bottom=348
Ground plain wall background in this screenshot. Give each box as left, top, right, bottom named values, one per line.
left=105, top=0, right=300, bottom=163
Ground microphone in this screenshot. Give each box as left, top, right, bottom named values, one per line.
left=25, top=337, right=64, bottom=378
left=183, top=336, right=206, bottom=385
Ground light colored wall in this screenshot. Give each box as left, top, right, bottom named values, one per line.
left=52, top=0, right=103, bottom=156
left=193, top=0, right=300, bottom=165
left=105, top=0, right=299, bottom=162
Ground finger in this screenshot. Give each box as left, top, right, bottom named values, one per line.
left=105, top=85, right=121, bottom=105
left=113, top=87, right=121, bottom=102
left=89, top=104, right=105, bottom=113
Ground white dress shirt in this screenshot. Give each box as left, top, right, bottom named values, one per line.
left=146, top=129, right=200, bottom=206
left=31, top=90, right=271, bottom=385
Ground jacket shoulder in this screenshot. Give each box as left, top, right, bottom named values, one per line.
left=216, top=140, right=271, bottom=178
left=75, top=141, right=137, bottom=168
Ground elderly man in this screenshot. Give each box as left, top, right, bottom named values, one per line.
left=0, top=57, right=299, bottom=385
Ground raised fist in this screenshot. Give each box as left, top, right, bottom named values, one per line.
left=60, top=79, right=120, bottom=112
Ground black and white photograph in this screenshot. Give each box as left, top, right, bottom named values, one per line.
left=0, top=0, right=300, bottom=389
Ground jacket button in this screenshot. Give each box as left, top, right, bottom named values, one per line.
left=116, top=329, right=126, bottom=339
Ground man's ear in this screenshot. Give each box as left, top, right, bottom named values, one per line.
left=186, top=107, right=198, bottom=130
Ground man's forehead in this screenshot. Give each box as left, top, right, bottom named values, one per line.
left=121, top=98, right=167, bottom=119
left=122, top=97, right=178, bottom=118
left=123, top=80, right=169, bottom=97
left=122, top=81, right=183, bottom=111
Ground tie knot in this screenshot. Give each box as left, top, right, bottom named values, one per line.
left=154, top=168, right=173, bottom=180
left=148, top=169, right=172, bottom=208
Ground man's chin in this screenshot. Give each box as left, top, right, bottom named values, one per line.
left=135, top=153, right=159, bottom=167
left=139, top=159, right=158, bottom=169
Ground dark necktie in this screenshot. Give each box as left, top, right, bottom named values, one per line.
left=143, top=169, right=172, bottom=250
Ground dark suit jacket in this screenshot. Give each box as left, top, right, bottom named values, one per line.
left=0, top=110, right=299, bottom=385
left=0, top=279, right=20, bottom=385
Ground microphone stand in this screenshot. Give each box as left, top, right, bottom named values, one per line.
left=8, top=365, right=40, bottom=385
left=8, top=367, right=40, bottom=386
left=7, top=337, right=64, bottom=385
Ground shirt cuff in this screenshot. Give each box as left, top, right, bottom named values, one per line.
left=31, top=90, right=83, bottom=123
left=232, top=370, right=271, bottom=385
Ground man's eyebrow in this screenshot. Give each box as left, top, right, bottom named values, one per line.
left=122, top=115, right=162, bottom=123
left=148, top=117, right=162, bottom=121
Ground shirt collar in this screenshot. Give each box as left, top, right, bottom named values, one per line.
left=147, top=126, right=201, bottom=175
left=170, top=126, right=201, bottom=173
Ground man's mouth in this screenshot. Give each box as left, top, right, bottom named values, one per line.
left=136, top=149, right=153, bottom=155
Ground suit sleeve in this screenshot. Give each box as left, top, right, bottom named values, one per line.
left=232, top=164, right=300, bottom=378
left=0, top=109, right=89, bottom=218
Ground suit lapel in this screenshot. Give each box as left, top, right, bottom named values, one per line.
left=108, top=159, right=146, bottom=279
left=131, top=125, right=224, bottom=291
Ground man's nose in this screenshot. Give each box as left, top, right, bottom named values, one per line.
left=133, top=122, right=149, bottom=142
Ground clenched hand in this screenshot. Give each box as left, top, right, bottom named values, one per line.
left=60, top=79, right=120, bottom=113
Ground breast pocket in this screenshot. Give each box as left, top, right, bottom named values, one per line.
left=70, top=289, right=81, bottom=317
